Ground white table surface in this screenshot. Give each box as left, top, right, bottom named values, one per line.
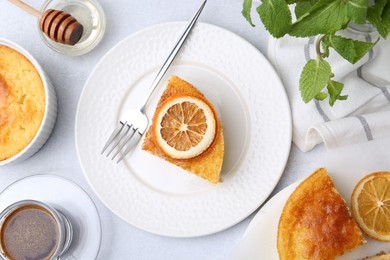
left=0, top=0, right=369, bottom=259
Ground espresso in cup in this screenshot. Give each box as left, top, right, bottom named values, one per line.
left=0, top=204, right=58, bottom=260
left=0, top=200, right=73, bottom=260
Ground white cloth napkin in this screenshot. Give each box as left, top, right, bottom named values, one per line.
left=267, top=29, right=390, bottom=152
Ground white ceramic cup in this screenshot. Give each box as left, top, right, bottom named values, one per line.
left=0, top=39, right=57, bottom=166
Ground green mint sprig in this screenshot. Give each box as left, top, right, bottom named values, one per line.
left=242, top=0, right=384, bottom=106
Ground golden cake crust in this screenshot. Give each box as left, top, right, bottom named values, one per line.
left=142, top=76, right=224, bottom=183
left=0, top=45, right=45, bottom=161
left=277, top=168, right=365, bottom=260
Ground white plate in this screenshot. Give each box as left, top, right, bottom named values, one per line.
left=0, top=175, right=101, bottom=259
left=233, top=138, right=390, bottom=259
left=75, top=22, right=292, bottom=237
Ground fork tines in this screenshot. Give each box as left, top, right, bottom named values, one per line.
left=101, top=122, right=140, bottom=163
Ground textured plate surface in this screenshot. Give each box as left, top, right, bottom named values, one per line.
left=75, top=22, right=292, bottom=237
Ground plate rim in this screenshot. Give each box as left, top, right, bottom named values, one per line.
left=75, top=21, right=292, bottom=237
left=232, top=181, right=299, bottom=260
left=244, top=181, right=299, bottom=237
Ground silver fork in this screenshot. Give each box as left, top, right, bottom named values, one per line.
left=102, top=0, right=208, bottom=163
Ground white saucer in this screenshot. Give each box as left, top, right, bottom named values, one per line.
left=0, top=175, right=101, bottom=259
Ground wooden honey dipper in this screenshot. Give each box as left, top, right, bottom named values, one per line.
left=8, top=0, right=84, bottom=46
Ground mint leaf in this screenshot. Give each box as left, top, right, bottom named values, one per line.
left=257, top=0, right=292, bottom=38
left=289, top=0, right=350, bottom=37
left=315, top=92, right=329, bottom=100
left=367, top=6, right=390, bottom=38
left=322, top=34, right=376, bottom=64
left=327, top=80, right=348, bottom=106
left=373, top=0, right=388, bottom=16
left=321, top=34, right=331, bottom=58
left=367, top=1, right=390, bottom=38
left=347, top=0, right=368, bottom=24
left=242, top=0, right=255, bottom=27
left=287, top=0, right=311, bottom=4
left=300, top=58, right=332, bottom=103
left=295, top=1, right=316, bottom=19
left=381, top=2, right=390, bottom=29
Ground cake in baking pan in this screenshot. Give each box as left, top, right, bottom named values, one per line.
left=0, top=45, right=45, bottom=161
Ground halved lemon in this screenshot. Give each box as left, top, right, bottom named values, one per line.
left=154, top=95, right=216, bottom=159
left=351, top=172, right=390, bottom=241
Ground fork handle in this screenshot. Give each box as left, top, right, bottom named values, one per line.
left=139, top=0, right=207, bottom=113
